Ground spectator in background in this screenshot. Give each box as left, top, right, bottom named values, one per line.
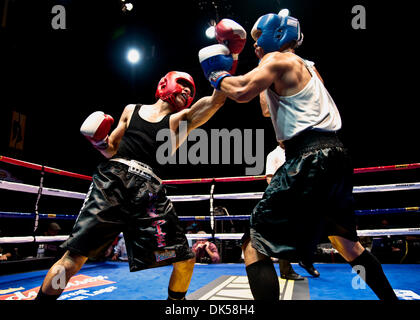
left=104, top=236, right=120, bottom=260
left=112, top=235, right=128, bottom=261
left=0, top=229, right=17, bottom=261
left=357, top=224, right=372, bottom=252
left=37, top=222, right=63, bottom=259
left=0, top=248, right=13, bottom=261
left=185, top=223, right=199, bottom=247
left=192, top=231, right=220, bottom=264
left=371, top=219, right=406, bottom=263
left=265, top=143, right=286, bottom=185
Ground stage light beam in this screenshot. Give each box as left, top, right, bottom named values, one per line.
left=205, top=25, right=216, bottom=39
left=127, top=48, right=140, bottom=64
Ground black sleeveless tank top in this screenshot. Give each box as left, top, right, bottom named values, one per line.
left=113, top=104, right=171, bottom=176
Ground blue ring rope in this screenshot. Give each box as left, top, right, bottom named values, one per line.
left=1, top=206, right=419, bottom=221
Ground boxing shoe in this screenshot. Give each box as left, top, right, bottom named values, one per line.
left=279, top=260, right=304, bottom=281
left=298, top=260, right=320, bottom=277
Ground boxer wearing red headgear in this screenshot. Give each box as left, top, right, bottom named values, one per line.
left=36, top=72, right=227, bottom=301
left=155, top=71, right=196, bottom=112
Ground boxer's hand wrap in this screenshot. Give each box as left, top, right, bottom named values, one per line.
left=80, top=111, right=114, bottom=150
left=198, top=44, right=233, bottom=90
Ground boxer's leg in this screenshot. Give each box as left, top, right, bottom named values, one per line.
left=35, top=251, right=88, bottom=300
left=167, top=257, right=196, bottom=300
left=329, top=235, right=398, bottom=300
left=242, top=239, right=279, bottom=300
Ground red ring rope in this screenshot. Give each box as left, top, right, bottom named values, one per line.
left=1, top=155, right=419, bottom=184
left=0, top=156, right=92, bottom=181
left=161, top=175, right=267, bottom=185
left=353, top=163, right=420, bottom=173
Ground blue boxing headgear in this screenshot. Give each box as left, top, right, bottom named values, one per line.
left=251, top=13, right=303, bottom=54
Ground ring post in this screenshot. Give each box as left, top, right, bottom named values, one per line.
left=209, top=181, right=215, bottom=241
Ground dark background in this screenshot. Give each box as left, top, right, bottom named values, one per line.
left=0, top=0, right=419, bottom=237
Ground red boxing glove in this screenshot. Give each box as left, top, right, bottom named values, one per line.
left=215, top=19, right=247, bottom=74
left=215, top=18, right=247, bottom=54
left=80, top=111, right=114, bottom=149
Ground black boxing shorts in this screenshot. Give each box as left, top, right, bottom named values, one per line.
left=60, top=160, right=194, bottom=272
left=245, top=130, right=359, bottom=260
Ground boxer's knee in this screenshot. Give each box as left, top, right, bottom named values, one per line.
left=59, top=250, right=88, bottom=276
left=329, top=236, right=364, bottom=262
left=242, top=239, right=265, bottom=266
left=173, top=257, right=195, bottom=274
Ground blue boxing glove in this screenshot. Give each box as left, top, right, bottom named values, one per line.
left=198, top=44, right=233, bottom=90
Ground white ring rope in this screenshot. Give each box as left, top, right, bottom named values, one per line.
left=2, top=180, right=420, bottom=202
left=356, top=228, right=420, bottom=237
left=1, top=176, right=419, bottom=245
left=0, top=236, right=70, bottom=244
left=169, top=195, right=211, bottom=202
left=0, top=180, right=86, bottom=200
left=354, top=182, right=420, bottom=193
left=1, top=228, right=420, bottom=245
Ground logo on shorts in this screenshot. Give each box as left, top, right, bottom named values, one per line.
left=148, top=193, right=167, bottom=247
left=154, top=249, right=176, bottom=262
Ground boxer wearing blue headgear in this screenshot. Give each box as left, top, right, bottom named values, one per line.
left=251, top=13, right=303, bottom=54
left=198, top=12, right=398, bottom=301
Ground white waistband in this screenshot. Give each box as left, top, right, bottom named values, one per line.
left=110, top=158, right=162, bottom=184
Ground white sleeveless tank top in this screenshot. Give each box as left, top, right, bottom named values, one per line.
left=265, top=55, right=342, bottom=141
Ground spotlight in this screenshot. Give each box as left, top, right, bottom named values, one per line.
left=205, top=25, right=215, bottom=39
left=125, top=3, right=133, bottom=11
left=121, top=2, right=134, bottom=12
left=127, top=48, right=140, bottom=64
left=278, top=8, right=290, bottom=17
left=205, top=19, right=216, bottom=39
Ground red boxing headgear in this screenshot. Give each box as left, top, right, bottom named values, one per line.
left=155, top=71, right=196, bottom=111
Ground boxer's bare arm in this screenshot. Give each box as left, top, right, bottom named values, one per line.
left=169, top=90, right=227, bottom=151
left=219, top=52, right=287, bottom=103
left=98, top=104, right=135, bottom=158
left=184, top=90, right=227, bottom=131
left=259, top=92, right=271, bottom=117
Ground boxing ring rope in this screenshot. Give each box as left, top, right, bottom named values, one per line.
left=2, top=155, right=420, bottom=183
left=2, top=228, right=420, bottom=245
left=1, top=206, right=420, bottom=221
left=2, top=179, right=420, bottom=201
left=1, top=210, right=420, bottom=243
left=0, top=156, right=93, bottom=181
left=1, top=155, right=420, bottom=245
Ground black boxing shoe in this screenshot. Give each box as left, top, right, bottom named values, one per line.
left=281, top=270, right=305, bottom=281
left=279, top=260, right=305, bottom=281
left=298, top=261, right=320, bottom=277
